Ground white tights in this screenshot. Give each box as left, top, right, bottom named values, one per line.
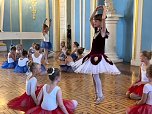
left=93, top=74, right=103, bottom=98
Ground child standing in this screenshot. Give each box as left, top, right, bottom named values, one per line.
left=126, top=64, right=152, bottom=114
left=14, top=50, right=29, bottom=73
left=74, top=5, right=120, bottom=104
left=1, top=46, right=17, bottom=69
left=7, top=61, right=42, bottom=112
left=26, top=67, right=78, bottom=114
left=41, top=18, right=52, bottom=64
left=126, top=51, right=151, bottom=100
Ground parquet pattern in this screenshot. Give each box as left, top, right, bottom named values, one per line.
left=0, top=53, right=139, bottom=114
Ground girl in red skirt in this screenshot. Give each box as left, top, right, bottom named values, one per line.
left=126, top=64, right=152, bottom=114
left=7, top=61, right=42, bottom=112
left=126, top=51, right=151, bottom=100
left=26, top=67, right=78, bottom=114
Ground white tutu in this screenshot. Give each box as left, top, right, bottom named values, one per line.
left=72, top=56, right=120, bottom=75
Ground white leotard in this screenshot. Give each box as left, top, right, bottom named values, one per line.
left=143, top=83, right=152, bottom=105
left=41, top=84, right=60, bottom=111
left=141, top=64, right=149, bottom=82
left=7, top=53, right=14, bottom=63
left=32, top=54, right=43, bottom=64
left=26, top=76, right=37, bottom=96
left=18, top=58, right=29, bottom=67
left=43, top=34, right=49, bottom=42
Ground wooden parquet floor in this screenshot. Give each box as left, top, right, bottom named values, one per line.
left=0, top=53, right=139, bottom=114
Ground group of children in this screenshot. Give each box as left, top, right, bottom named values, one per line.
left=7, top=61, right=78, bottom=114
left=2, top=5, right=152, bottom=114
left=1, top=43, right=47, bottom=75
left=126, top=51, right=152, bottom=114
left=57, top=41, right=85, bottom=73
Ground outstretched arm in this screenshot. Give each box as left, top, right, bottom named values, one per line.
left=48, top=19, right=52, bottom=30
left=101, top=6, right=107, bottom=34
left=42, top=18, right=47, bottom=32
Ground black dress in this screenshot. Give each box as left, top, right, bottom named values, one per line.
left=82, top=28, right=113, bottom=65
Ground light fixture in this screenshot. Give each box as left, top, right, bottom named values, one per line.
left=31, top=0, right=37, bottom=20
left=104, top=0, right=115, bottom=15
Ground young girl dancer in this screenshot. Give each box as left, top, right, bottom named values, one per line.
left=126, top=51, right=151, bottom=100
left=76, top=47, right=85, bottom=61
left=31, top=43, right=47, bottom=75
left=7, top=61, right=42, bottom=112
left=1, top=46, right=17, bottom=69
left=57, top=41, right=67, bottom=61
left=41, top=18, right=52, bottom=64
left=71, top=42, right=79, bottom=61
left=16, top=44, right=23, bottom=60
left=60, top=50, right=74, bottom=72
left=126, top=64, right=152, bottom=114
left=14, top=50, right=29, bottom=73
left=74, top=5, right=120, bottom=104
left=28, top=42, right=36, bottom=55
left=26, top=67, right=78, bottom=114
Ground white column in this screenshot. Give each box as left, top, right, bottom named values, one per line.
left=71, top=0, right=75, bottom=50
left=105, top=15, right=123, bottom=63
left=82, top=0, right=85, bottom=48
left=59, top=0, right=67, bottom=43
left=131, top=0, right=143, bottom=66
left=0, top=0, right=4, bottom=31
left=52, top=0, right=60, bottom=51
left=19, top=0, right=23, bottom=44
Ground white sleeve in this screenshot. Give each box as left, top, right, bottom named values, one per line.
left=143, top=84, right=149, bottom=94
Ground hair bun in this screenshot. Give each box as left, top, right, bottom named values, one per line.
left=47, top=67, right=55, bottom=75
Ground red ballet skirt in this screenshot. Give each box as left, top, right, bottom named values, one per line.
left=25, top=100, right=75, bottom=114
left=128, top=84, right=145, bottom=97
left=7, top=85, right=43, bottom=112
left=126, top=104, right=152, bottom=114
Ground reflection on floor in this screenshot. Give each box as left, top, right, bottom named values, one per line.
left=0, top=53, right=139, bottom=114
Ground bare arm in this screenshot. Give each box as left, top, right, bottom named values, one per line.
left=136, top=93, right=148, bottom=105
left=30, top=83, right=38, bottom=105
left=9, top=53, right=16, bottom=61
left=71, top=48, right=77, bottom=54
left=101, top=6, right=107, bottom=34
left=37, top=88, right=43, bottom=105
left=90, top=8, right=98, bottom=28
left=41, top=55, right=46, bottom=65
left=42, top=18, right=47, bottom=32
left=64, top=59, right=68, bottom=65
left=57, top=89, right=69, bottom=114
left=48, top=19, right=52, bottom=30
